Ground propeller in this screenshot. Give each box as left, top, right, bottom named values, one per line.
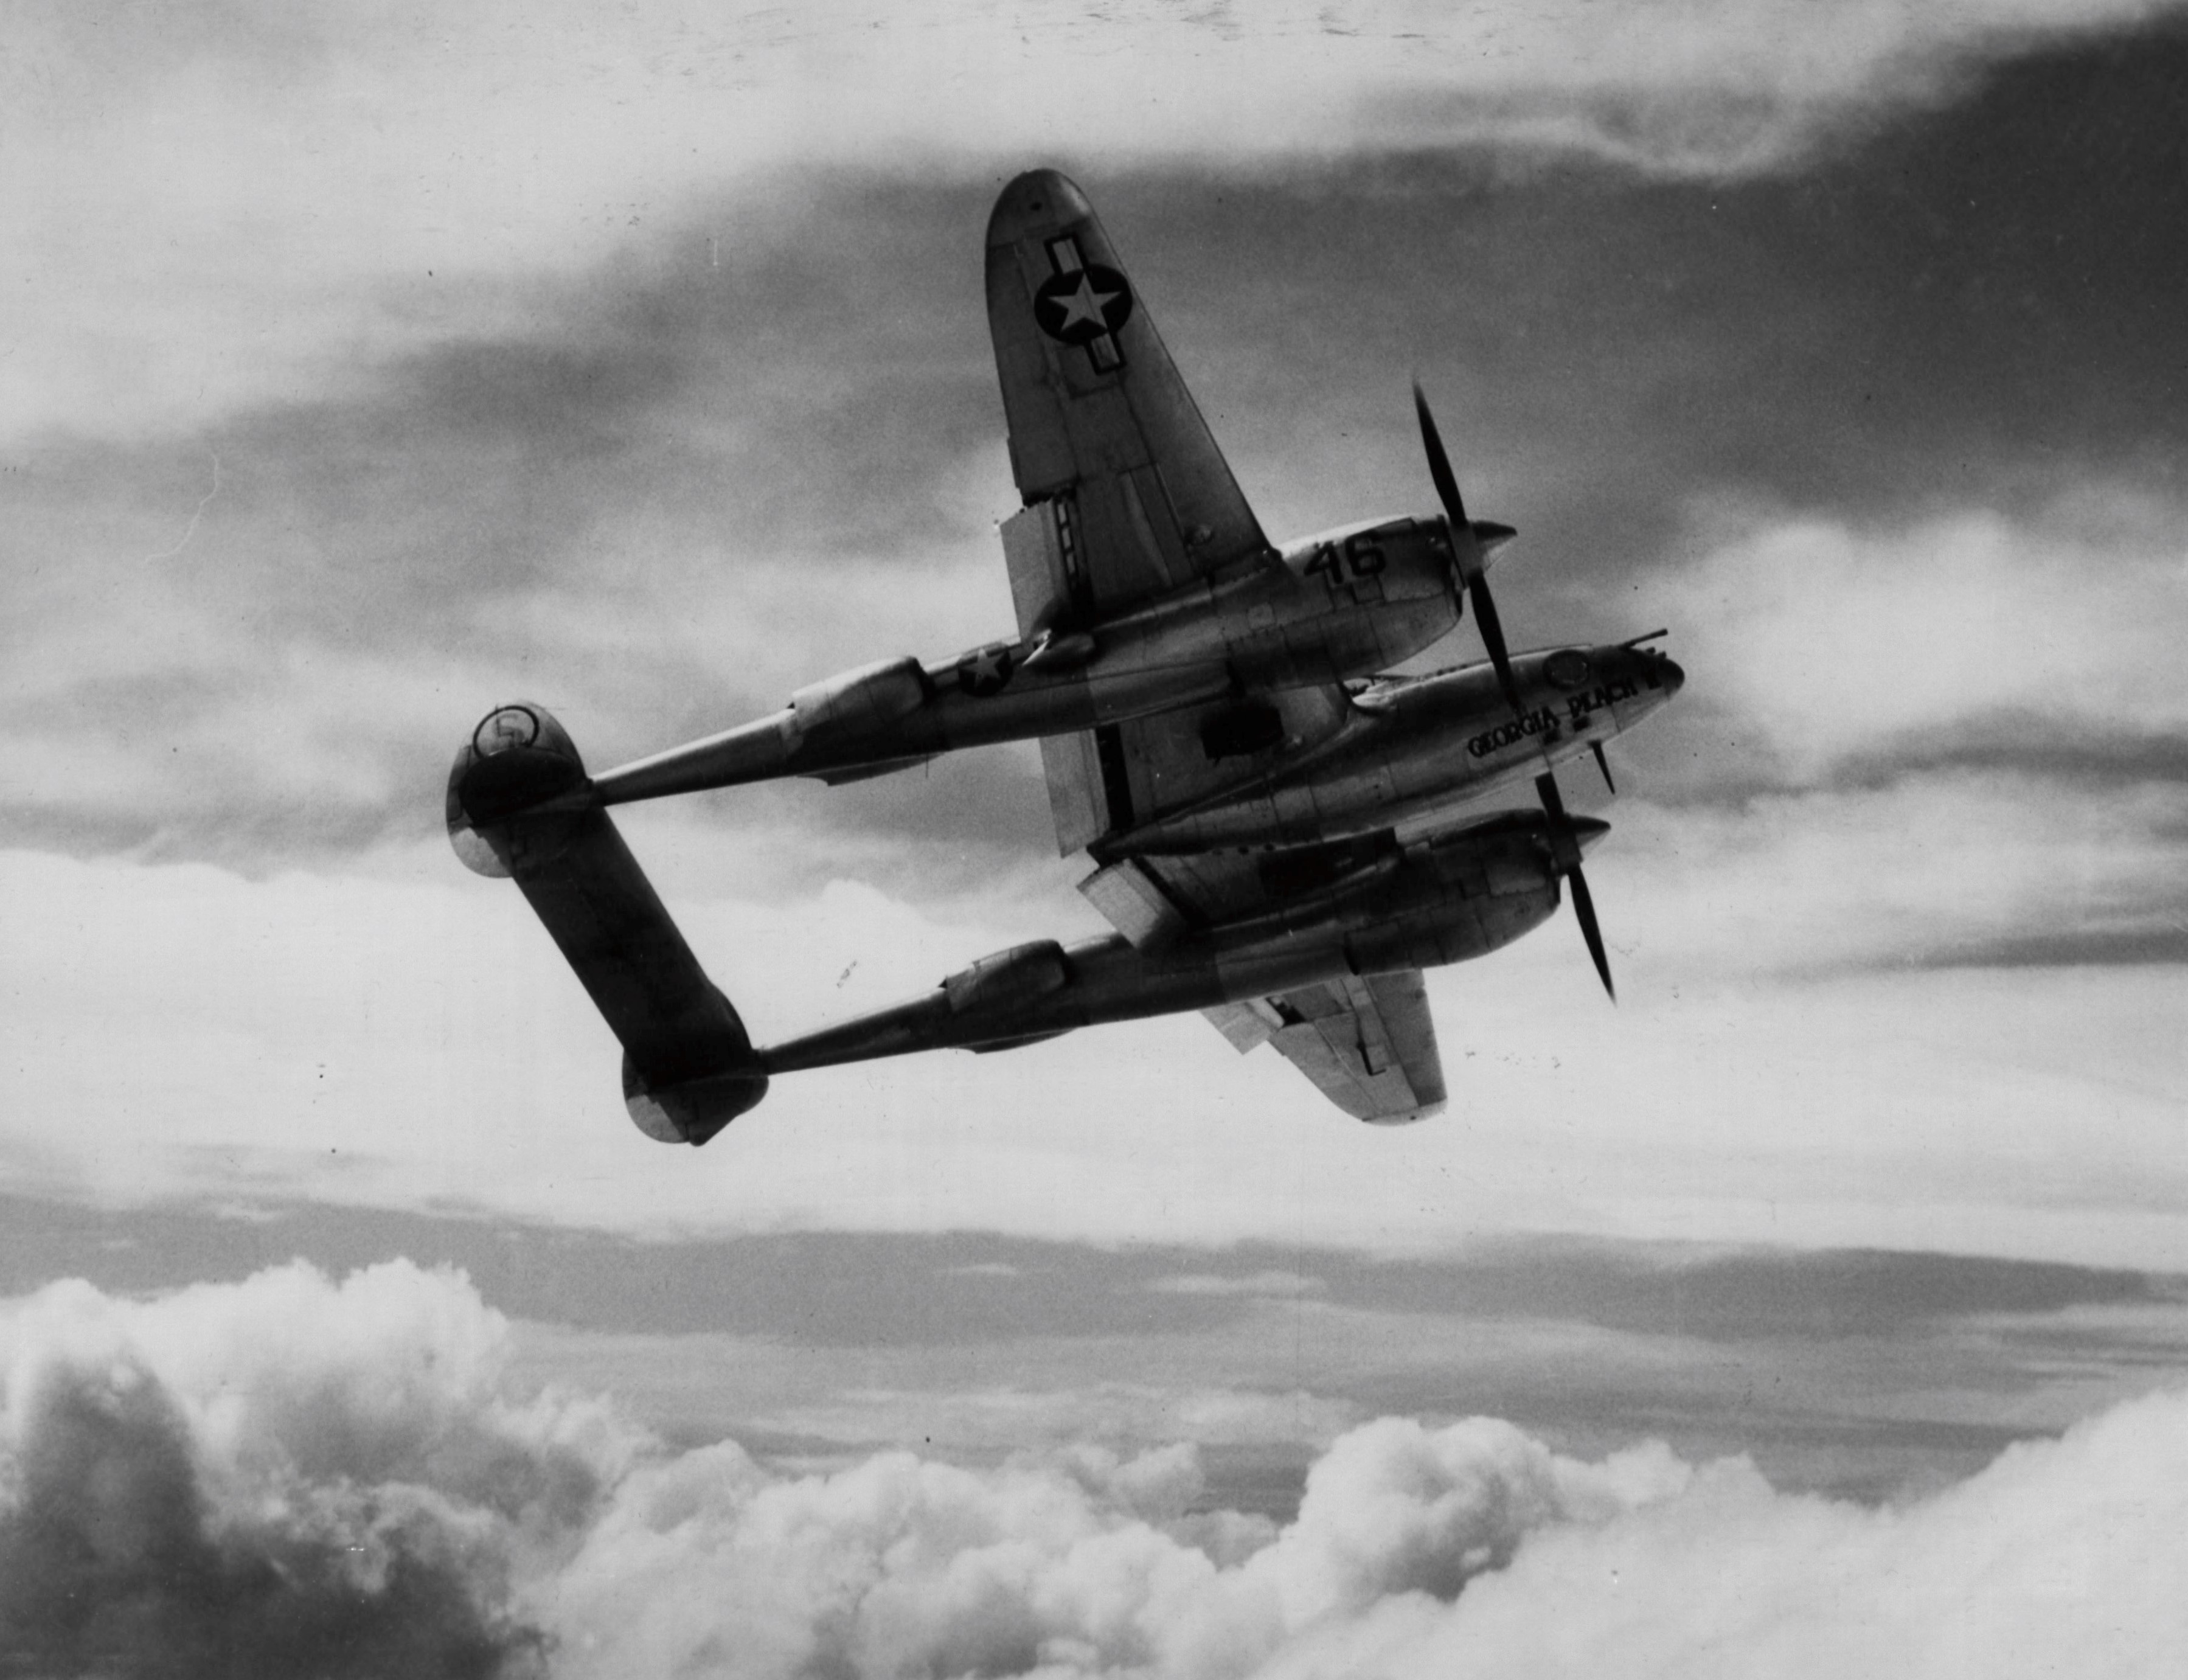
left=1535, top=769, right=1615, bottom=1002
left=1414, top=382, right=1521, bottom=714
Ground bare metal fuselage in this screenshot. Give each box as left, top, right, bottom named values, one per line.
left=1104, top=640, right=1683, bottom=856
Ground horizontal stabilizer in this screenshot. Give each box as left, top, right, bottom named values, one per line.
left=448, top=704, right=767, bottom=1145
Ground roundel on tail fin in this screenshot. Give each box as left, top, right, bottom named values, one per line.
left=1033, top=265, right=1133, bottom=345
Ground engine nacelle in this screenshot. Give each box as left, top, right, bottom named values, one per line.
left=787, top=656, right=933, bottom=749
left=943, top=940, right=1071, bottom=1017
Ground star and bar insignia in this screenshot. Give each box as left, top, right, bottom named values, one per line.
left=955, top=643, right=1016, bottom=696
left=1033, top=264, right=1133, bottom=345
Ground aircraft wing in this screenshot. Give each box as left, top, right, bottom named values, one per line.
left=987, top=169, right=1271, bottom=633
left=1074, top=831, right=1447, bottom=1123
left=1205, top=971, right=1447, bottom=1125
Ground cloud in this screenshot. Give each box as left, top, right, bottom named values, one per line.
left=1150, top=1271, right=1329, bottom=1299
left=0, top=1261, right=585, bottom=1675
left=5, top=1261, right=2186, bottom=1678
left=0, top=192, right=1027, bottom=870
left=1661, top=493, right=2188, bottom=781
left=5, top=842, right=2187, bottom=1270
left=755, top=1383, right=1362, bottom=1460
left=1288, top=1395, right=2188, bottom=1680
left=1610, top=774, right=2188, bottom=977
left=15, top=48, right=2188, bottom=873
left=1591, top=490, right=2188, bottom=994
left=8, top=1, right=2177, bottom=442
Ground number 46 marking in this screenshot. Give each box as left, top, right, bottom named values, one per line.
left=1304, top=532, right=1386, bottom=589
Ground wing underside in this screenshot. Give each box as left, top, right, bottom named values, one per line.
left=987, top=169, right=1269, bottom=633
left=1206, top=970, right=1447, bottom=1124
left=1074, top=833, right=1449, bottom=1123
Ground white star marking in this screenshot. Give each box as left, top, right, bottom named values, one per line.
left=1049, top=273, right=1120, bottom=332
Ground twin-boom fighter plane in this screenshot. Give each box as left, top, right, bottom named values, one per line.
left=448, top=170, right=1685, bottom=1144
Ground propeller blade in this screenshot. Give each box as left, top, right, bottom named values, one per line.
left=1468, top=573, right=1521, bottom=713
left=1414, top=382, right=1522, bottom=712
left=1534, top=768, right=1569, bottom=833
left=1412, top=381, right=1467, bottom=526
left=1566, top=863, right=1617, bottom=1002
left=1535, top=771, right=1616, bottom=1001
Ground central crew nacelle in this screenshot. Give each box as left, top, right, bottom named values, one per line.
left=1102, top=640, right=1686, bottom=856
left=584, top=514, right=1460, bottom=808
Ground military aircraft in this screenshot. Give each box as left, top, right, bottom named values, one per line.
left=448, top=170, right=1684, bottom=1145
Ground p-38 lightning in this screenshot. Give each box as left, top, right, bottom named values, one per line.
left=449, top=169, right=1684, bottom=1145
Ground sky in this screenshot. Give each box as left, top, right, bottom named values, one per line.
left=4, top=2, right=2188, bottom=1674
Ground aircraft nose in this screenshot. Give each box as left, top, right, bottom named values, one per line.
left=1656, top=654, right=1686, bottom=696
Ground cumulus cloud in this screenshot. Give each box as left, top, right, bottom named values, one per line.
left=6, top=1261, right=2186, bottom=1678
left=0, top=1262, right=596, bottom=1675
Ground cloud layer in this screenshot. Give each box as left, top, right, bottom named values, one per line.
left=6, top=839, right=2186, bottom=1268
left=4, top=1261, right=2185, bottom=1678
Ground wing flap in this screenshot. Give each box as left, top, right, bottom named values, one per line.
left=1077, top=856, right=1190, bottom=949
left=1203, top=996, right=1283, bottom=1053
left=1080, top=830, right=1400, bottom=940
left=1038, top=730, right=1111, bottom=856
left=1000, top=503, right=1072, bottom=642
